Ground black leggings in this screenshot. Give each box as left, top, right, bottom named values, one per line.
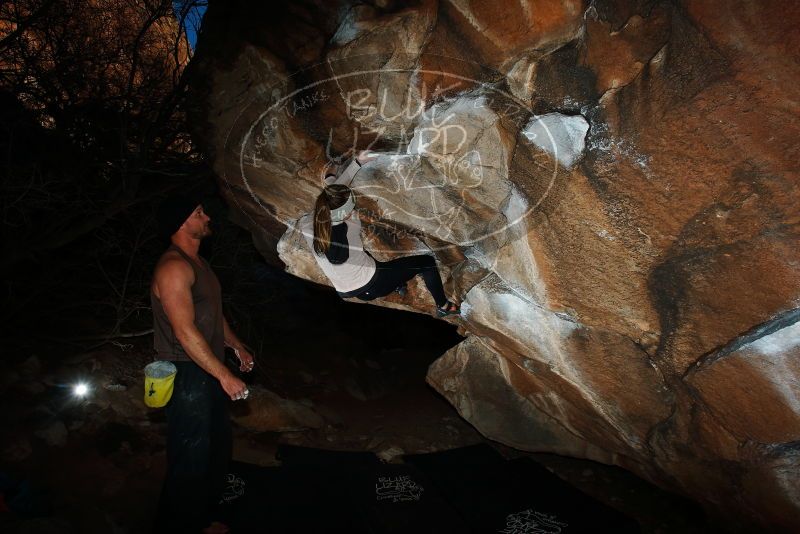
left=357, top=254, right=447, bottom=307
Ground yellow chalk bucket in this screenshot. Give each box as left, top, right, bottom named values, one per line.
left=144, top=361, right=177, bottom=408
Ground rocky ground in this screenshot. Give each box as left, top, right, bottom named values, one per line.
left=1, top=263, right=715, bottom=533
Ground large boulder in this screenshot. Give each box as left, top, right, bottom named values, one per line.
left=189, top=0, right=800, bottom=530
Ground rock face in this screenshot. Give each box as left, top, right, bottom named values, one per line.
left=190, top=0, right=800, bottom=530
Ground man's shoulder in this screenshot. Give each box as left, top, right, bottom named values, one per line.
left=154, top=250, right=194, bottom=281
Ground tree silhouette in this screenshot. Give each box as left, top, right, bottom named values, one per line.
left=0, top=0, right=210, bottom=345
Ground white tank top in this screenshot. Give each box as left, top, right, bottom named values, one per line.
left=300, top=214, right=377, bottom=293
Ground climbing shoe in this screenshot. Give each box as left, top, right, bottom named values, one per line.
left=436, top=300, right=461, bottom=317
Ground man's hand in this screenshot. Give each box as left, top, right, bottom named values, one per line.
left=233, top=346, right=255, bottom=373
left=219, top=373, right=249, bottom=401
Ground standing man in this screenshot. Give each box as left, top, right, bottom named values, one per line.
left=151, top=193, right=255, bottom=534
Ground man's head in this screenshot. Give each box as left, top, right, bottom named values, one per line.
left=156, top=193, right=211, bottom=241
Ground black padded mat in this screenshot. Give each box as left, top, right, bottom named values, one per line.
left=348, top=462, right=469, bottom=533
left=405, top=444, right=639, bottom=533
left=220, top=445, right=639, bottom=533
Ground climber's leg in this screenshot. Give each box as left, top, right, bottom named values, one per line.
left=357, top=255, right=448, bottom=307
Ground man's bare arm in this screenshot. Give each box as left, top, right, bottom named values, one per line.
left=154, top=258, right=247, bottom=399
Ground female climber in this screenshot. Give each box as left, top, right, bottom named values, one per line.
left=303, top=152, right=460, bottom=317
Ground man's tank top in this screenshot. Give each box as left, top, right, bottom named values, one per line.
left=151, top=245, right=225, bottom=362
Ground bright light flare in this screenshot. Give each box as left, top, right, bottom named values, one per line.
left=73, top=382, right=89, bottom=397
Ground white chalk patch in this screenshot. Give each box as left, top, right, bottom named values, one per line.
left=597, top=229, right=616, bottom=241
left=522, top=113, right=589, bottom=170
left=464, top=280, right=578, bottom=372
left=503, top=186, right=529, bottom=223
left=460, top=299, right=474, bottom=318
left=586, top=119, right=655, bottom=179
left=492, top=187, right=548, bottom=304
left=768, top=357, right=800, bottom=415
left=747, top=320, right=800, bottom=356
